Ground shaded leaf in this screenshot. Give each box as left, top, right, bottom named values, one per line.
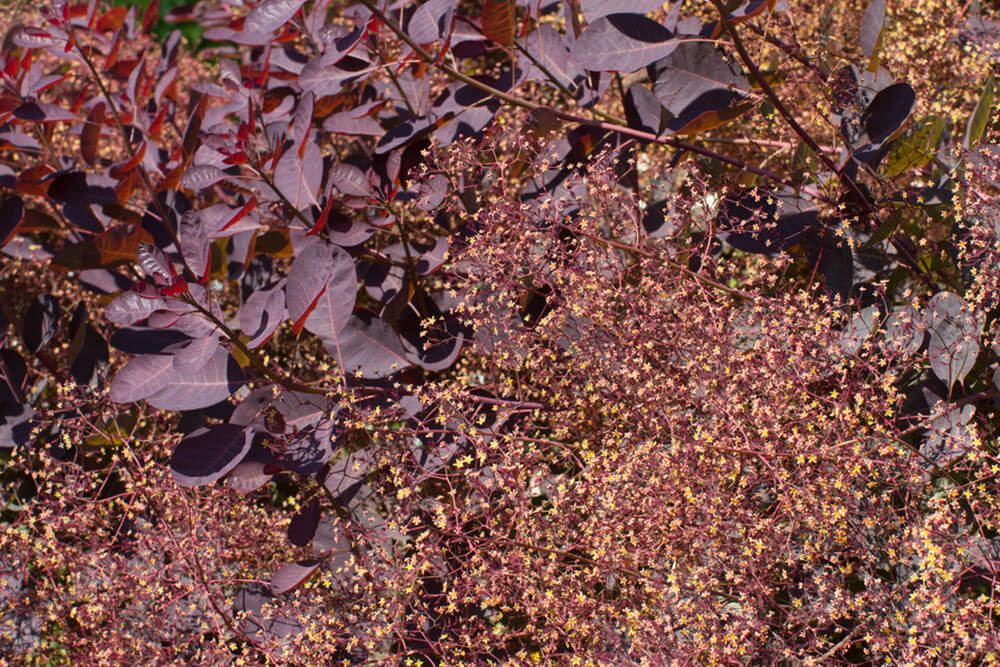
left=48, top=172, right=117, bottom=206
left=663, top=89, right=751, bottom=136
left=171, top=423, right=252, bottom=487
left=624, top=83, right=663, bottom=135
left=288, top=498, right=321, bottom=546
left=22, top=294, right=58, bottom=353
left=68, top=323, right=109, bottom=386
left=0, top=194, right=24, bottom=246
left=51, top=225, right=153, bottom=271
left=13, top=102, right=76, bottom=123
left=861, top=82, right=915, bottom=145
left=81, top=102, right=105, bottom=167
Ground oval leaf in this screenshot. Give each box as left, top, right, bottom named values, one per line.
left=171, top=424, right=252, bottom=487
left=245, top=0, right=307, bottom=35
left=482, top=0, right=514, bottom=46
left=287, top=498, right=321, bottom=547
left=572, top=14, right=677, bottom=73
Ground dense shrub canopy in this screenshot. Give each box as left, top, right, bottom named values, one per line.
left=2, top=0, right=1000, bottom=662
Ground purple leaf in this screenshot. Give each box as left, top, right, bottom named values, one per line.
left=285, top=242, right=338, bottom=331
left=926, top=291, right=982, bottom=388
left=328, top=163, right=371, bottom=197
left=144, top=347, right=245, bottom=411
left=571, top=14, right=677, bottom=73
left=170, top=423, right=252, bottom=487
left=167, top=335, right=221, bottom=374
left=323, top=313, right=411, bottom=378
left=181, top=165, right=226, bottom=190
left=271, top=560, right=320, bottom=595
left=109, top=353, right=176, bottom=403
left=322, top=100, right=383, bottom=136
left=227, top=461, right=274, bottom=493
left=860, top=0, right=886, bottom=63
left=298, top=52, right=374, bottom=97
left=137, top=242, right=174, bottom=286
left=273, top=141, right=322, bottom=209
left=652, top=42, right=748, bottom=116
left=240, top=284, right=287, bottom=348
left=244, top=0, right=307, bottom=35
left=521, top=25, right=579, bottom=87
left=408, top=0, right=457, bottom=43
left=303, top=246, right=356, bottom=339
left=279, top=416, right=337, bottom=475
left=106, top=288, right=166, bottom=325
left=580, top=0, right=669, bottom=22
left=179, top=210, right=210, bottom=280
left=287, top=91, right=314, bottom=152
left=11, top=26, right=59, bottom=49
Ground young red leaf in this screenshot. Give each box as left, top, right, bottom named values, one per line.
left=482, top=0, right=514, bottom=46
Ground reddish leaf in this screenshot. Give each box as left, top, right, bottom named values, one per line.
left=81, top=102, right=105, bottom=166
left=482, top=0, right=515, bottom=46
left=51, top=225, right=153, bottom=271
left=96, top=6, right=129, bottom=32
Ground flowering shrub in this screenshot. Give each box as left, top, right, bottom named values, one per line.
left=2, top=0, right=1000, bottom=662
